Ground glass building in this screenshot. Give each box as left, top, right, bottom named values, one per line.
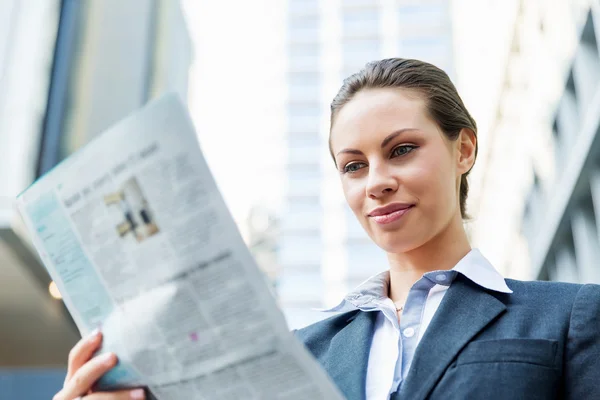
left=469, top=0, right=597, bottom=284
left=523, top=5, right=600, bottom=284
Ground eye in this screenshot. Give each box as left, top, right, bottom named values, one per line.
left=343, top=162, right=367, bottom=174
left=391, top=145, right=418, bottom=158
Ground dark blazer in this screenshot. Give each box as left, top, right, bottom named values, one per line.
left=295, top=275, right=600, bottom=400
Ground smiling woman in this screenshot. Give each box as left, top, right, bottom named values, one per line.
left=293, top=59, right=600, bottom=400
left=330, top=86, right=475, bottom=255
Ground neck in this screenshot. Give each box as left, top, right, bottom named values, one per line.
left=387, top=212, right=471, bottom=304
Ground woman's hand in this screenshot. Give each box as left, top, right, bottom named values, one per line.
left=53, top=330, right=145, bottom=400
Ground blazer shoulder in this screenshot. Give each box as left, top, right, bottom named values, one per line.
left=293, top=310, right=360, bottom=348
left=504, top=278, right=600, bottom=307
left=505, top=278, right=582, bottom=296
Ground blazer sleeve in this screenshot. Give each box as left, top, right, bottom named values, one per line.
left=564, top=283, right=600, bottom=398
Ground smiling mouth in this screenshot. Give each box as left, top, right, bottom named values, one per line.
left=369, top=205, right=414, bottom=225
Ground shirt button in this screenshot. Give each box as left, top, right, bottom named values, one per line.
left=403, top=327, right=415, bottom=338
left=435, top=274, right=447, bottom=282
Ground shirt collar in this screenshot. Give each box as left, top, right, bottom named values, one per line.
left=318, top=248, right=512, bottom=313
left=452, top=249, right=513, bottom=294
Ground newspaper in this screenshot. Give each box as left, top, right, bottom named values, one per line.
left=17, top=94, right=344, bottom=400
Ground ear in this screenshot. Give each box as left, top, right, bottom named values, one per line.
left=456, top=128, right=477, bottom=175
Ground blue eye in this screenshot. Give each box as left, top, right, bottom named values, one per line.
left=343, top=162, right=366, bottom=173
left=391, top=145, right=417, bottom=158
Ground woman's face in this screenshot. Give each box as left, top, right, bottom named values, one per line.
left=330, top=88, right=472, bottom=254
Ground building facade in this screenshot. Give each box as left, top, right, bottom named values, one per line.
left=281, top=0, right=455, bottom=329
left=523, top=3, right=600, bottom=284
left=469, top=0, right=597, bottom=283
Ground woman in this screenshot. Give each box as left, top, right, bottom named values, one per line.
left=54, top=59, right=600, bottom=400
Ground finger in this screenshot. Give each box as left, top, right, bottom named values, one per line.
left=66, top=330, right=103, bottom=384
left=84, top=388, right=146, bottom=400
left=55, top=352, right=117, bottom=400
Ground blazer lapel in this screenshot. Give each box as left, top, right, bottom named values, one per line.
left=397, top=275, right=507, bottom=400
left=323, top=310, right=378, bottom=400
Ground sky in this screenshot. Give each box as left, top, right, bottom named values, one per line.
left=182, top=0, right=287, bottom=234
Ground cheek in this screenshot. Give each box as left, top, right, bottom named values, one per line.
left=342, top=179, right=366, bottom=213
left=404, top=151, right=456, bottom=204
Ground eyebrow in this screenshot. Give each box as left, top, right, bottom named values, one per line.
left=335, top=128, right=420, bottom=157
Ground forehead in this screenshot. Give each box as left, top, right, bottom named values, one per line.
left=330, top=88, right=433, bottom=148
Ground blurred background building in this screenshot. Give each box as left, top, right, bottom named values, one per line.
left=468, top=0, right=599, bottom=284
left=2, top=0, right=600, bottom=397
left=0, top=0, right=190, bottom=397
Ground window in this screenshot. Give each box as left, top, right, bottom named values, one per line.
left=345, top=205, right=367, bottom=238
left=288, top=116, right=320, bottom=133
left=289, top=43, right=320, bottom=71
left=343, top=38, right=381, bottom=55
left=289, top=0, right=319, bottom=15
left=342, top=0, right=377, bottom=7
left=287, top=120, right=320, bottom=135
left=277, top=268, right=323, bottom=300
left=287, top=144, right=321, bottom=166
left=400, top=36, right=451, bottom=66
left=288, top=164, right=321, bottom=181
left=287, top=133, right=320, bottom=148
left=286, top=165, right=321, bottom=197
left=290, top=43, right=320, bottom=60
left=288, top=103, right=320, bottom=118
left=402, top=36, right=447, bottom=52
left=289, top=16, right=320, bottom=41
left=287, top=100, right=321, bottom=133
left=398, top=3, right=447, bottom=26
left=281, top=205, right=321, bottom=233
left=289, top=84, right=320, bottom=101
left=287, top=196, right=321, bottom=213
left=346, top=242, right=388, bottom=278
left=342, top=66, right=363, bottom=80
left=288, top=71, right=320, bottom=101
left=342, top=38, right=381, bottom=68
left=279, top=234, right=322, bottom=266
left=342, top=7, right=380, bottom=37
left=289, top=71, right=319, bottom=86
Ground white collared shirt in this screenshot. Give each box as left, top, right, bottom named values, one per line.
left=319, top=249, right=513, bottom=400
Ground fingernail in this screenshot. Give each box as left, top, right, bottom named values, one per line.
left=87, top=328, right=100, bottom=341
left=129, top=388, right=145, bottom=399
left=99, top=352, right=115, bottom=365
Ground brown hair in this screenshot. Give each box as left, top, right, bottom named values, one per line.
left=329, top=58, right=478, bottom=219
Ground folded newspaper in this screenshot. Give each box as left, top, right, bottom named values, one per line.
left=17, top=94, right=344, bottom=399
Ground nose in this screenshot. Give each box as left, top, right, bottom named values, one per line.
left=366, top=163, right=398, bottom=199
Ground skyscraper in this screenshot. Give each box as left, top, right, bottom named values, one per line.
left=281, top=0, right=455, bottom=329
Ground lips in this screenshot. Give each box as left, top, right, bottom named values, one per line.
left=368, top=203, right=414, bottom=217
left=368, top=203, right=414, bottom=225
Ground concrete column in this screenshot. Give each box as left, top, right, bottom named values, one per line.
left=0, top=0, right=60, bottom=209
left=590, top=165, right=600, bottom=240
left=571, top=203, right=600, bottom=283
left=573, top=39, right=600, bottom=114
left=63, top=0, right=156, bottom=143
left=555, top=245, right=579, bottom=283
left=546, top=257, right=558, bottom=282
left=556, top=91, right=579, bottom=149
left=320, top=0, right=347, bottom=309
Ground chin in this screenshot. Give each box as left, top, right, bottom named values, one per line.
left=371, top=231, right=425, bottom=254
